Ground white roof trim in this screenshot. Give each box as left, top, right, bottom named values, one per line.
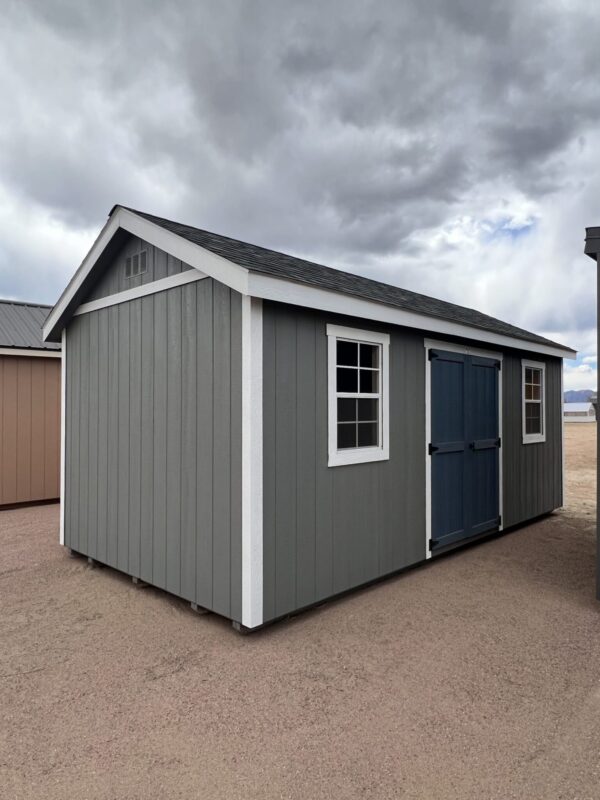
left=248, top=272, right=576, bottom=359
left=43, top=206, right=577, bottom=360
left=0, top=347, right=61, bottom=358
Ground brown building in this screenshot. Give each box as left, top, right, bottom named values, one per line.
left=0, top=300, right=61, bottom=507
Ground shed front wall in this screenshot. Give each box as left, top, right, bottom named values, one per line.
left=64, top=278, right=243, bottom=621
left=0, top=355, right=61, bottom=506
left=262, top=302, right=563, bottom=624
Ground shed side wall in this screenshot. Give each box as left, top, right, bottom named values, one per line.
left=262, top=302, right=426, bottom=623
left=262, top=304, right=563, bottom=623
left=64, top=278, right=243, bottom=621
left=502, top=352, right=563, bottom=526
left=0, top=355, right=60, bottom=506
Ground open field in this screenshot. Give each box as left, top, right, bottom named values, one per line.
left=0, top=424, right=598, bottom=799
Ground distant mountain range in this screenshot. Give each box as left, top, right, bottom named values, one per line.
left=564, top=389, right=596, bottom=402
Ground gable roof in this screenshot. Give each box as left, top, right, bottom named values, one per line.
left=123, top=207, right=571, bottom=353
left=0, top=299, right=60, bottom=352
left=43, top=205, right=576, bottom=358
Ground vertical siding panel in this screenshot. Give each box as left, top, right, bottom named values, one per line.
left=70, top=323, right=81, bottom=552
left=180, top=284, right=197, bottom=602
left=2, top=359, right=18, bottom=504
left=96, top=309, right=109, bottom=563
left=195, top=279, right=214, bottom=608
left=16, top=358, right=32, bottom=503
left=154, top=247, right=168, bottom=282
left=212, top=282, right=231, bottom=616
left=29, top=360, right=45, bottom=501
left=315, top=317, right=334, bottom=602
left=0, top=359, right=4, bottom=504
left=107, top=306, right=119, bottom=566
left=47, top=361, right=61, bottom=499
left=274, top=311, right=297, bottom=616
left=229, top=292, right=243, bottom=621
left=79, top=317, right=90, bottom=556
left=128, top=299, right=142, bottom=577
left=153, top=292, right=168, bottom=589
left=262, top=306, right=277, bottom=621
left=140, top=296, right=155, bottom=583
left=295, top=314, right=317, bottom=608
left=87, top=313, right=99, bottom=559
left=166, top=287, right=182, bottom=595
left=117, top=304, right=130, bottom=572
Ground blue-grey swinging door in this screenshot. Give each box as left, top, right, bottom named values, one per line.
left=428, top=346, right=501, bottom=552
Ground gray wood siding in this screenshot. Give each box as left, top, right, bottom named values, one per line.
left=64, top=278, right=243, bottom=622
left=502, top=352, right=563, bottom=527
left=262, top=303, right=427, bottom=623
left=262, top=304, right=563, bottom=624
left=87, top=236, right=193, bottom=301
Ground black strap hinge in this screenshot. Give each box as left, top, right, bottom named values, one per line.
left=428, top=349, right=439, bottom=361
left=429, top=443, right=439, bottom=455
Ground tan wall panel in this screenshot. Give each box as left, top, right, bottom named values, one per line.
left=0, top=355, right=61, bottom=506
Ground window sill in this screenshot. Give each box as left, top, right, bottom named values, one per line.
left=523, top=435, right=546, bottom=445
left=328, top=447, right=389, bottom=468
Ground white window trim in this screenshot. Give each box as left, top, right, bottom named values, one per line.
left=327, top=324, right=390, bottom=467
left=522, top=359, right=546, bottom=444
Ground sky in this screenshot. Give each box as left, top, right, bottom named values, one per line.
left=0, top=0, right=598, bottom=390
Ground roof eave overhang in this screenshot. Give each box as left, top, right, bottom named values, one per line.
left=584, top=226, right=600, bottom=259
left=43, top=206, right=577, bottom=360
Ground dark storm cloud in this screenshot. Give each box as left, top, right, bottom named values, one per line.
left=0, top=0, right=599, bottom=366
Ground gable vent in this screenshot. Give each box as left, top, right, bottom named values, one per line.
left=125, top=250, right=147, bottom=278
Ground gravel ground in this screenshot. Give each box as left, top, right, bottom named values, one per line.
left=1, top=424, right=599, bottom=799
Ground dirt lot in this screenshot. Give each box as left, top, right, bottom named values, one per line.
left=1, top=425, right=598, bottom=799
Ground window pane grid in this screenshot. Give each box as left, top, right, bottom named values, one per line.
left=335, top=337, right=382, bottom=451
left=523, top=364, right=544, bottom=439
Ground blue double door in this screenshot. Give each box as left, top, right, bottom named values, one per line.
left=429, top=348, right=501, bottom=551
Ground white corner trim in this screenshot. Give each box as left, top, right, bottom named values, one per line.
left=326, top=324, right=390, bottom=468
left=522, top=359, right=547, bottom=444
left=0, top=347, right=61, bottom=358
left=73, top=269, right=206, bottom=316
left=241, top=296, right=263, bottom=629
left=425, top=340, right=503, bottom=556
left=59, top=329, right=66, bottom=546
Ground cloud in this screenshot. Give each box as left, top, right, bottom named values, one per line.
left=0, top=0, right=599, bottom=371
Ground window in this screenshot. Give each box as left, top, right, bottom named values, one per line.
left=522, top=360, right=546, bottom=444
left=125, top=250, right=147, bottom=279
left=327, top=324, right=390, bottom=466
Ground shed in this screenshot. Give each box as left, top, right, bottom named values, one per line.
left=583, top=228, right=600, bottom=600
left=43, top=206, right=576, bottom=630
left=563, top=401, right=596, bottom=422
left=0, top=300, right=61, bottom=507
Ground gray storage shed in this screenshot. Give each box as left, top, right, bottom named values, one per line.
left=44, top=206, right=576, bottom=630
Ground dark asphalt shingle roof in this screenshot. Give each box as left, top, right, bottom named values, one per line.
left=0, top=300, right=60, bottom=350
left=116, top=206, right=572, bottom=353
